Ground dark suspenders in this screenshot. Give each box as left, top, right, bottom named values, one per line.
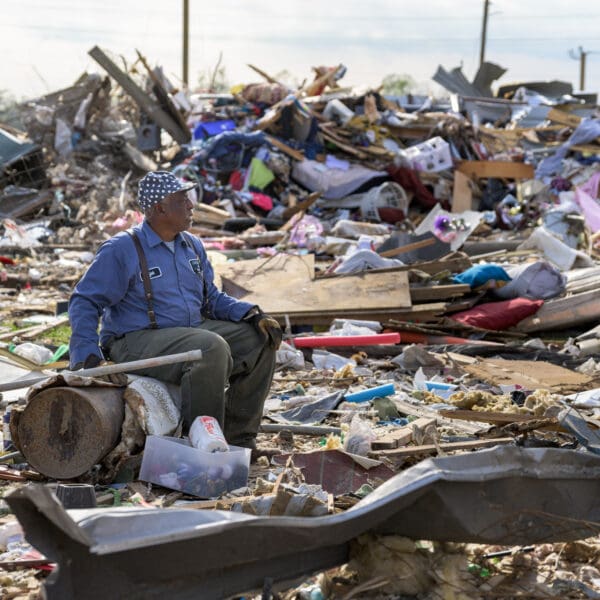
left=127, top=230, right=209, bottom=329
left=128, top=231, right=158, bottom=329
left=183, top=232, right=210, bottom=311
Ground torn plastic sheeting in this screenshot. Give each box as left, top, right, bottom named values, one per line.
left=558, top=408, right=600, bottom=455
left=268, top=390, right=344, bottom=425
left=536, top=118, right=600, bottom=178
left=291, top=159, right=388, bottom=200
left=492, top=260, right=566, bottom=300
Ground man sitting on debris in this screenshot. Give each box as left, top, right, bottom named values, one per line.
left=68, top=170, right=282, bottom=450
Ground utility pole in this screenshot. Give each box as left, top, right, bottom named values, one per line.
left=479, top=0, right=490, bottom=67
left=182, top=0, right=189, bottom=86
left=580, top=47, right=586, bottom=91
left=568, top=46, right=599, bottom=91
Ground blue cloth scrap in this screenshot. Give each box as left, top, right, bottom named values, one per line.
left=453, top=264, right=511, bottom=289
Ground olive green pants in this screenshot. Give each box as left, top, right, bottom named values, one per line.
left=106, top=320, right=276, bottom=446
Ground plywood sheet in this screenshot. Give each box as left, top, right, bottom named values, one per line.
left=214, top=254, right=411, bottom=314
left=464, top=358, right=594, bottom=393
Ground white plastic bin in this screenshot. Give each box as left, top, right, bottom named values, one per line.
left=139, top=435, right=251, bottom=498
left=402, top=136, right=453, bottom=172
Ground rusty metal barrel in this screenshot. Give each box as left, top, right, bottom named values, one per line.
left=16, top=386, right=125, bottom=479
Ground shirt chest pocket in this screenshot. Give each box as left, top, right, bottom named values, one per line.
left=140, top=267, right=163, bottom=280
left=188, top=258, right=203, bottom=277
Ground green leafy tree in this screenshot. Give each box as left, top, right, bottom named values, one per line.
left=381, top=73, right=416, bottom=96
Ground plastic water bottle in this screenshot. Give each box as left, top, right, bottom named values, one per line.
left=189, top=416, right=229, bottom=453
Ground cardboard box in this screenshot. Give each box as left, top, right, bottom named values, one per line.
left=139, top=435, right=251, bottom=498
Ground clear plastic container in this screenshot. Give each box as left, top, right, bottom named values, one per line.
left=139, top=435, right=250, bottom=498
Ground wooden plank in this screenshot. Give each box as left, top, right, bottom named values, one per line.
left=370, top=437, right=514, bottom=458
left=409, top=284, right=470, bottom=302
left=457, top=160, right=534, bottom=180
left=246, top=63, right=280, bottom=84
left=406, top=254, right=473, bottom=275
left=392, top=398, right=485, bottom=435
left=279, top=210, right=305, bottom=233
left=317, top=254, right=472, bottom=279
left=464, top=358, right=593, bottom=393
left=516, top=290, right=600, bottom=333
left=570, top=144, right=600, bottom=154
left=320, top=131, right=368, bottom=159
left=281, top=304, right=446, bottom=326
left=265, top=135, right=305, bottom=162
left=439, top=410, right=564, bottom=432
left=438, top=409, right=547, bottom=424
left=282, top=192, right=321, bottom=220
left=452, top=170, right=474, bottom=213
left=136, top=49, right=190, bottom=136
left=547, top=107, right=582, bottom=128
left=372, top=417, right=436, bottom=450
left=379, top=237, right=436, bottom=259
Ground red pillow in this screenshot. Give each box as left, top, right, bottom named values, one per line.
left=449, top=298, right=543, bottom=330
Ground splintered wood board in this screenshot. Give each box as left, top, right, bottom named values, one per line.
left=214, top=254, right=411, bottom=315
left=464, top=358, right=594, bottom=393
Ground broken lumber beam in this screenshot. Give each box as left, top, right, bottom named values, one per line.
left=409, top=284, right=470, bottom=302
left=370, top=437, right=514, bottom=458
left=547, top=107, right=582, bottom=128
left=393, top=398, right=485, bottom=435
left=452, top=170, right=474, bottom=213
left=320, top=130, right=368, bottom=159
left=282, top=192, right=321, bottom=220
left=265, top=135, right=305, bottom=161
left=378, top=237, right=436, bottom=259
left=88, top=45, right=190, bottom=144
left=517, top=290, right=600, bottom=332
left=247, top=64, right=280, bottom=84
left=372, top=417, right=436, bottom=450
left=276, top=304, right=446, bottom=326
left=457, top=160, right=534, bottom=180
left=439, top=409, right=553, bottom=425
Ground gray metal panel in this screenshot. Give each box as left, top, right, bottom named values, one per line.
left=0, top=128, right=38, bottom=166
left=7, top=446, right=600, bottom=599
left=472, top=62, right=507, bottom=97
left=432, top=65, right=481, bottom=97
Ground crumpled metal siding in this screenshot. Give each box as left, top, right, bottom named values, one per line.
left=7, top=446, right=600, bottom=600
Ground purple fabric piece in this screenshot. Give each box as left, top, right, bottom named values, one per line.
left=575, top=172, right=600, bottom=233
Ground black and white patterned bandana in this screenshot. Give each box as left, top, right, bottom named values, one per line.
left=137, top=171, right=195, bottom=211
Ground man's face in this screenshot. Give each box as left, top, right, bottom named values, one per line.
left=158, top=189, right=194, bottom=231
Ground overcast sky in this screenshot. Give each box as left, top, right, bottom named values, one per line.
left=2, top=0, right=599, bottom=100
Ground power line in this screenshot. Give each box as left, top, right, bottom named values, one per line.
left=1, top=22, right=599, bottom=44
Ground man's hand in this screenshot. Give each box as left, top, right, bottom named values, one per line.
left=244, top=308, right=283, bottom=349
left=71, top=353, right=104, bottom=371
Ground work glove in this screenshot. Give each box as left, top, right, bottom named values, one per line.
left=71, top=353, right=103, bottom=372
left=244, top=307, right=283, bottom=349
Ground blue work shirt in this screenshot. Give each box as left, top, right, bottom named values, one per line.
left=68, top=221, right=255, bottom=366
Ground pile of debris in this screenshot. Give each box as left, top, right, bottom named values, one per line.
left=0, top=47, right=599, bottom=599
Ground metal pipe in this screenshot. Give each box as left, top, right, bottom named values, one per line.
left=259, top=424, right=341, bottom=436
left=0, top=349, right=203, bottom=392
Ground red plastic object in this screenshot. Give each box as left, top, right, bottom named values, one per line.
left=293, top=333, right=401, bottom=348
